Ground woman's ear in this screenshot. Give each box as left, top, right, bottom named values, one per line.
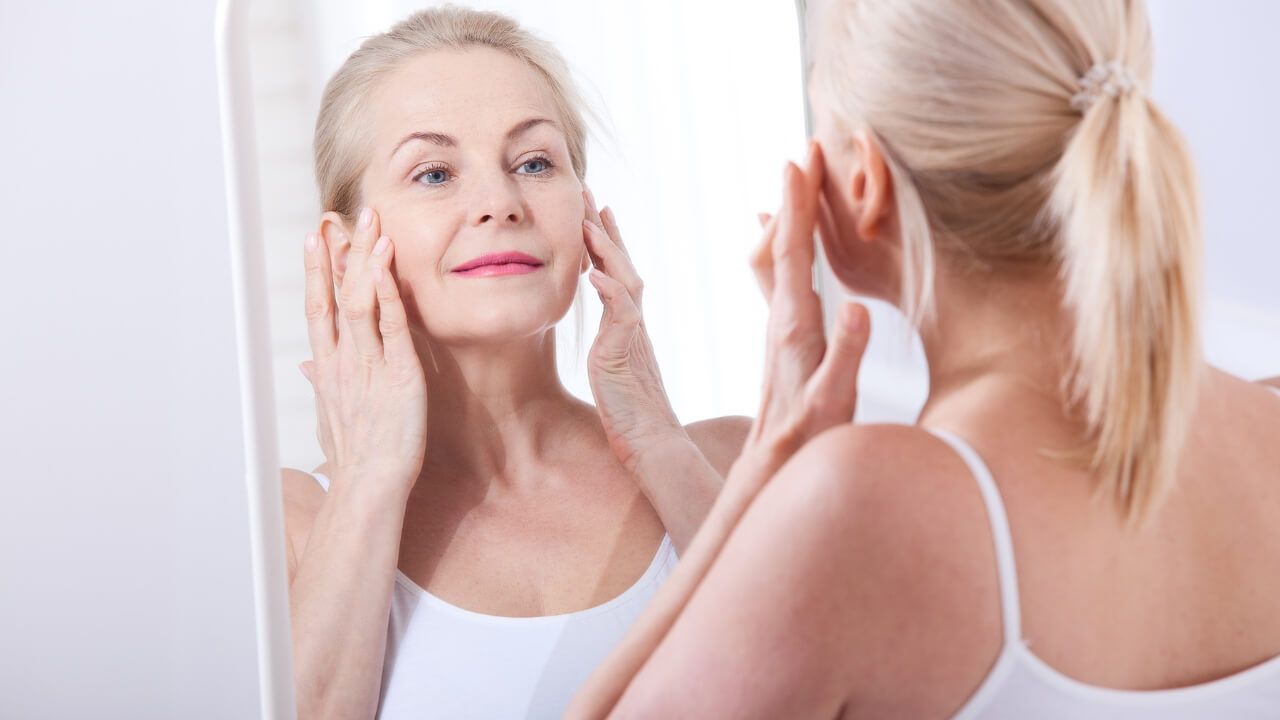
left=848, top=129, right=895, bottom=243
left=319, top=210, right=354, bottom=287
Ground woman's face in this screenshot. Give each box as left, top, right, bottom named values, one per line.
left=346, top=47, right=587, bottom=346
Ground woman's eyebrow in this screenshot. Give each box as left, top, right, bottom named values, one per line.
left=390, top=131, right=455, bottom=161
left=507, top=117, right=557, bottom=140
left=388, top=117, right=558, bottom=163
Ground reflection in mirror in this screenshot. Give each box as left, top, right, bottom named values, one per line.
left=241, top=0, right=825, bottom=716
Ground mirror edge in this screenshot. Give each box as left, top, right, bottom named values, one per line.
left=214, top=1, right=296, bottom=718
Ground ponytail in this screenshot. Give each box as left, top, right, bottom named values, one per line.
left=1049, top=78, right=1203, bottom=525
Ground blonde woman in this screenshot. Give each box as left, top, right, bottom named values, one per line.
left=280, top=7, right=748, bottom=718
left=570, top=0, right=1280, bottom=717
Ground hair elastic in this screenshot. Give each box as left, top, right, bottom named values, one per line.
left=1069, top=61, right=1138, bottom=112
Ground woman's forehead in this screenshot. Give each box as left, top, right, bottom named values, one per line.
left=372, top=47, right=562, bottom=147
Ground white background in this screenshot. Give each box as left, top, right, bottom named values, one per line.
left=1, top=1, right=1277, bottom=718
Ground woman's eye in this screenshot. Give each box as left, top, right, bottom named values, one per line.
left=414, top=167, right=450, bottom=185
left=516, top=158, right=551, bottom=175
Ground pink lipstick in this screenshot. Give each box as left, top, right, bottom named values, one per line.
left=451, top=251, right=544, bottom=277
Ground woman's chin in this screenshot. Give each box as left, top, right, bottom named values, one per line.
left=426, top=312, right=570, bottom=347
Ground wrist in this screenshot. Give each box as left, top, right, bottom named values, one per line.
left=624, top=430, right=701, bottom=479
left=327, top=468, right=413, bottom=510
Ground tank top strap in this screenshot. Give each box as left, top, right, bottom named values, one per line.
left=311, top=471, right=331, bottom=492
left=924, top=428, right=1022, bottom=642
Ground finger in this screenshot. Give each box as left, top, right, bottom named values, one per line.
left=303, top=231, right=338, bottom=359
left=587, top=268, right=641, bottom=357
left=772, top=161, right=819, bottom=297
left=341, top=208, right=386, bottom=363
left=369, top=238, right=416, bottom=370
left=299, top=360, right=316, bottom=385
left=805, top=302, right=870, bottom=427
left=599, top=206, right=632, bottom=260
left=750, top=213, right=780, bottom=301
left=343, top=206, right=377, bottom=288
left=588, top=270, right=641, bottom=351
left=757, top=212, right=773, bottom=228
left=584, top=187, right=604, bottom=227
left=582, top=190, right=607, bottom=270
left=584, top=219, right=644, bottom=304
left=806, top=140, right=827, bottom=195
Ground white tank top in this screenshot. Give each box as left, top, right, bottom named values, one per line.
left=309, top=472, right=679, bottom=719
left=926, top=419, right=1280, bottom=719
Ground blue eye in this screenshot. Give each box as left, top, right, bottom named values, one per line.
left=413, top=166, right=450, bottom=186
left=516, top=157, right=553, bottom=175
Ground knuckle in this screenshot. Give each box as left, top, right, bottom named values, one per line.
left=304, top=296, right=329, bottom=321
left=378, top=316, right=402, bottom=337
left=772, top=316, right=808, bottom=346
left=341, top=300, right=371, bottom=322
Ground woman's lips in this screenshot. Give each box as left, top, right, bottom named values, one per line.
left=451, top=251, right=544, bottom=277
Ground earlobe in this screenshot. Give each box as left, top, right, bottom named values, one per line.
left=319, top=210, right=353, bottom=286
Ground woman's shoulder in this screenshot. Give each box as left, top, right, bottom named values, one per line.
left=767, top=422, right=1004, bottom=625
left=280, top=465, right=329, bottom=582
left=706, top=423, right=1005, bottom=712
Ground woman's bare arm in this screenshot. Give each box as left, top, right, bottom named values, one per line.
left=287, top=473, right=410, bottom=720
left=289, top=208, right=429, bottom=719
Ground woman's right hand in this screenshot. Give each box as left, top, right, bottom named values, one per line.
left=299, top=206, right=428, bottom=498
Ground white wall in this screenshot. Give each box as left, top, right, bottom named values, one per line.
left=0, top=2, right=261, bottom=718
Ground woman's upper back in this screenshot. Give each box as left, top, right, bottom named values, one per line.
left=838, top=369, right=1280, bottom=717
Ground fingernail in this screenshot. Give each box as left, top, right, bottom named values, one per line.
left=305, top=233, right=318, bottom=251
left=358, top=207, right=373, bottom=229
left=373, top=235, right=389, bottom=255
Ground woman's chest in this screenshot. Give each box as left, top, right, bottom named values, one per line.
left=396, top=487, right=667, bottom=617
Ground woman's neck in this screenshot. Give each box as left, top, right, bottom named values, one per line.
left=410, top=327, right=590, bottom=492
left=915, top=263, right=1078, bottom=426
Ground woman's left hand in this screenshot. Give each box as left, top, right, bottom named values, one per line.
left=580, top=190, right=689, bottom=475
left=580, top=190, right=728, bottom=552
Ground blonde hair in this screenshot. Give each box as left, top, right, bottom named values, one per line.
left=312, top=5, right=591, bottom=225
left=819, top=0, right=1202, bottom=524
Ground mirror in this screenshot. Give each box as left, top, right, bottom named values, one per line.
left=218, top=1, right=1280, bottom=717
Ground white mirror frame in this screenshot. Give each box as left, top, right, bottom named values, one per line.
left=212, top=2, right=817, bottom=718
left=215, top=0, right=294, bottom=718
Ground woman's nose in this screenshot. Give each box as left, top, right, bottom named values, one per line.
left=469, top=175, right=525, bottom=227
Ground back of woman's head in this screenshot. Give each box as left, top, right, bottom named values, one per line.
left=816, top=0, right=1202, bottom=524
left=313, top=5, right=591, bottom=226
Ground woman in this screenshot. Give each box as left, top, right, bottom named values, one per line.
left=280, top=7, right=748, bottom=718
left=570, top=0, right=1280, bottom=717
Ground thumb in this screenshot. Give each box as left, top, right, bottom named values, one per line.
left=806, top=302, right=870, bottom=425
